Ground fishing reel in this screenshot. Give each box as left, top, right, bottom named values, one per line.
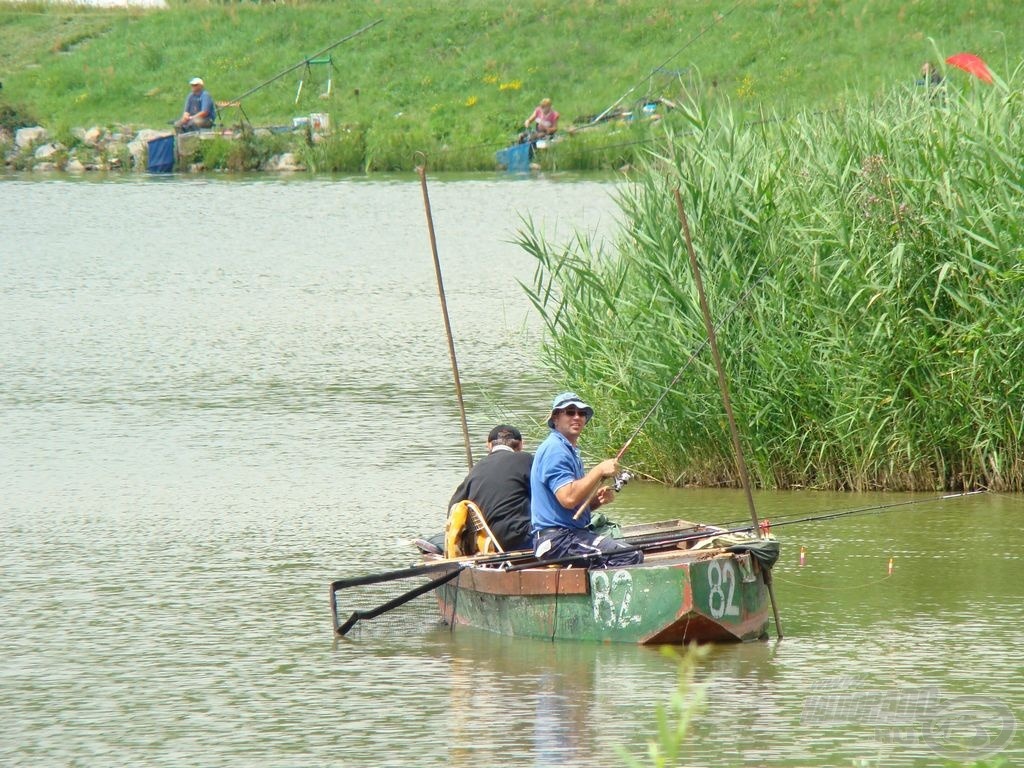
left=612, top=470, right=633, bottom=493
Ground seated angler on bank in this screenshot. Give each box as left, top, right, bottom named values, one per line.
left=174, top=77, right=216, bottom=133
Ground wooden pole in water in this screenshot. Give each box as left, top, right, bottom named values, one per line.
left=673, top=187, right=784, bottom=639
left=417, top=160, right=474, bottom=470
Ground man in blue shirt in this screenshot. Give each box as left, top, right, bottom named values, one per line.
left=175, top=77, right=216, bottom=132
left=530, top=392, right=642, bottom=568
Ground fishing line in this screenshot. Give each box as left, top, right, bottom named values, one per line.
left=611, top=222, right=789, bottom=465
left=772, top=573, right=894, bottom=590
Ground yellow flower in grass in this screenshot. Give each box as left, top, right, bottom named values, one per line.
left=499, top=80, right=522, bottom=91
left=736, top=74, right=755, bottom=99
left=482, top=74, right=499, bottom=85
left=465, top=95, right=478, bottom=107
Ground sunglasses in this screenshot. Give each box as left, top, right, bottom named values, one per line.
left=559, top=407, right=588, bottom=418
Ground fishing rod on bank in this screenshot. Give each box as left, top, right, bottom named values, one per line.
left=218, top=19, right=382, bottom=127
left=587, top=0, right=742, bottom=126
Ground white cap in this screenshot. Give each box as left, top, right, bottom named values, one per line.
left=189, top=77, right=204, bottom=86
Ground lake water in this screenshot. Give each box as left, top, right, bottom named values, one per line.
left=1, top=175, right=1021, bottom=767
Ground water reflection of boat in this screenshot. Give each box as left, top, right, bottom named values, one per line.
left=431, top=518, right=777, bottom=644
left=437, top=625, right=718, bottom=767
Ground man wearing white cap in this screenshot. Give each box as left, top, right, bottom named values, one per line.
left=530, top=391, right=643, bottom=568
left=174, top=77, right=216, bottom=132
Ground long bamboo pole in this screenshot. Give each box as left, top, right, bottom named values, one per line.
left=587, top=1, right=740, bottom=126
left=417, top=161, right=474, bottom=471
left=673, top=187, right=784, bottom=639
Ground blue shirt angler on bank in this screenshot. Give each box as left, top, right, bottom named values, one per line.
left=530, top=391, right=643, bottom=568
left=175, top=77, right=216, bottom=132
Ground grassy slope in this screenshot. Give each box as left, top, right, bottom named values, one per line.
left=1, top=0, right=1022, bottom=146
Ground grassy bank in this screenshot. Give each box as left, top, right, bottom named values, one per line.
left=2, top=0, right=1023, bottom=171
left=522, top=77, right=1024, bottom=492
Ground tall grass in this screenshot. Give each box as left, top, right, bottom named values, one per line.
left=521, top=74, right=1024, bottom=492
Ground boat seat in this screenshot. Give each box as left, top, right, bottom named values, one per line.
left=445, top=500, right=503, bottom=558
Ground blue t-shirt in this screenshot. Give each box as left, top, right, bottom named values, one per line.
left=530, top=429, right=589, bottom=531
left=184, top=89, right=216, bottom=122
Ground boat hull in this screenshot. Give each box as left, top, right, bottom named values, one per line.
left=435, top=548, right=770, bottom=644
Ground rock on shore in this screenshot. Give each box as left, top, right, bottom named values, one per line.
left=2, top=124, right=307, bottom=173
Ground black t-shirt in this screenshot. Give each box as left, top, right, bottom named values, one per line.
left=447, top=449, right=533, bottom=549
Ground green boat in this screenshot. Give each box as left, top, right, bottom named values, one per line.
left=428, top=520, right=777, bottom=644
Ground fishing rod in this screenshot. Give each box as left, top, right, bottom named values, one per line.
left=332, top=490, right=988, bottom=636
left=571, top=203, right=784, bottom=521
left=614, top=234, right=781, bottom=465
left=588, top=0, right=741, bottom=126
left=530, top=491, right=989, bottom=582
left=219, top=19, right=382, bottom=122
left=712, top=489, right=988, bottom=533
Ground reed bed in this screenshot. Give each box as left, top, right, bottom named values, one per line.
left=521, top=75, right=1024, bottom=492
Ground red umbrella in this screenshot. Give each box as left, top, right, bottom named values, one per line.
left=945, top=52, right=994, bottom=84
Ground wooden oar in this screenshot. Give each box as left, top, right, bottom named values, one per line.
left=330, top=547, right=533, bottom=592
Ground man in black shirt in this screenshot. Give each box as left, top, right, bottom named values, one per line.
left=447, top=424, right=534, bottom=552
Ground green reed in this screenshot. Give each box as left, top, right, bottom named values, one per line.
left=521, top=75, right=1024, bottom=491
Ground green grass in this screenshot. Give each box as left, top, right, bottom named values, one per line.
left=2, top=0, right=1023, bottom=170
left=520, top=75, right=1024, bottom=492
